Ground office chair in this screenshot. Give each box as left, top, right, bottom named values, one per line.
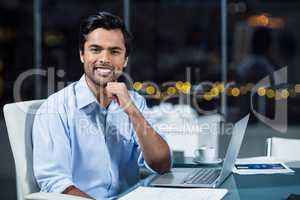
left=266, top=137, right=300, bottom=161
left=3, top=100, right=90, bottom=200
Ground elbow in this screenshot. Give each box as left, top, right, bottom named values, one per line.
left=149, top=153, right=172, bottom=174
left=157, top=163, right=171, bottom=174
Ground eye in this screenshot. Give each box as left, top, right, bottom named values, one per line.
left=111, top=50, right=121, bottom=55
left=90, top=48, right=101, bottom=53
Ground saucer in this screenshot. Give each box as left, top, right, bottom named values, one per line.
left=192, top=158, right=223, bottom=165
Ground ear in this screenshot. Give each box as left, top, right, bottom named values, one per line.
left=123, top=56, right=129, bottom=68
left=79, top=50, right=84, bottom=63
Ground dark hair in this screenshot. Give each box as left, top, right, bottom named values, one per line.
left=79, top=11, right=132, bottom=57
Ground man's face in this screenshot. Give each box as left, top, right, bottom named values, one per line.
left=80, top=28, right=128, bottom=88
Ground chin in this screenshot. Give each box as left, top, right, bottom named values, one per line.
left=95, top=77, right=115, bottom=87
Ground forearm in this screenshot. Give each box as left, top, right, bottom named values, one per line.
left=127, top=105, right=171, bottom=174
left=63, top=185, right=95, bottom=199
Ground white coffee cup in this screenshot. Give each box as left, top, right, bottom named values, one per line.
left=194, top=146, right=217, bottom=161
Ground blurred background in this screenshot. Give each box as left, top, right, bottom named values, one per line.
left=1, top=0, right=300, bottom=199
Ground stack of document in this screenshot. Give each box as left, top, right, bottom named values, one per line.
left=233, top=156, right=294, bottom=175
left=119, top=186, right=228, bottom=200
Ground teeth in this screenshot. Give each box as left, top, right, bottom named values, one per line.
left=95, top=68, right=112, bottom=76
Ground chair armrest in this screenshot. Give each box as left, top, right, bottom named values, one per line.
left=25, top=192, right=92, bottom=200
left=266, top=138, right=272, bottom=157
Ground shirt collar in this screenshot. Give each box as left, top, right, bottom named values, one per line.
left=75, top=75, right=98, bottom=110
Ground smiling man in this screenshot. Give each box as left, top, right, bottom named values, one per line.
left=32, top=11, right=172, bottom=200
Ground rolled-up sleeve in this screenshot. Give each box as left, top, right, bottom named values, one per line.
left=32, top=102, right=74, bottom=193
left=132, top=94, right=173, bottom=173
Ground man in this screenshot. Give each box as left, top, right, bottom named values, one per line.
left=32, top=11, right=172, bottom=200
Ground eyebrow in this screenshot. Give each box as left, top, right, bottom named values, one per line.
left=88, top=44, right=124, bottom=51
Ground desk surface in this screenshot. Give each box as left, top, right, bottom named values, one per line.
left=119, top=159, right=300, bottom=200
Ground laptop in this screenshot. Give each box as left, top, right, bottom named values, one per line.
left=150, top=114, right=250, bottom=188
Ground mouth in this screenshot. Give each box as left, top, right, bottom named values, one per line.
left=94, top=67, right=113, bottom=77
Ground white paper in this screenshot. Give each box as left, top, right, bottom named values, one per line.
left=118, top=186, right=228, bottom=200
left=233, top=156, right=295, bottom=175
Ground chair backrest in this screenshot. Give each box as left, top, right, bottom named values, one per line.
left=266, top=137, right=300, bottom=161
left=3, top=100, right=45, bottom=200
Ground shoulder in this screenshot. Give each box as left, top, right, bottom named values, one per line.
left=128, top=90, right=146, bottom=107
left=37, top=82, right=77, bottom=115
left=129, top=90, right=144, bottom=100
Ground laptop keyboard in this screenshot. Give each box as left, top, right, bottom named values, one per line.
left=183, top=168, right=221, bottom=185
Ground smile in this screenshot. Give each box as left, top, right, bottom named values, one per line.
left=95, top=67, right=113, bottom=76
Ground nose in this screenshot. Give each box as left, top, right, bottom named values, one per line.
left=98, top=50, right=111, bottom=65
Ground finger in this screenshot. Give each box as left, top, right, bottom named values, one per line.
left=107, top=82, right=126, bottom=88
left=107, top=82, right=120, bottom=87
left=106, top=84, right=120, bottom=94
left=106, top=85, right=121, bottom=105
left=105, top=86, right=114, bottom=99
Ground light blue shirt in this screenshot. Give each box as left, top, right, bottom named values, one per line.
left=32, top=75, right=171, bottom=200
